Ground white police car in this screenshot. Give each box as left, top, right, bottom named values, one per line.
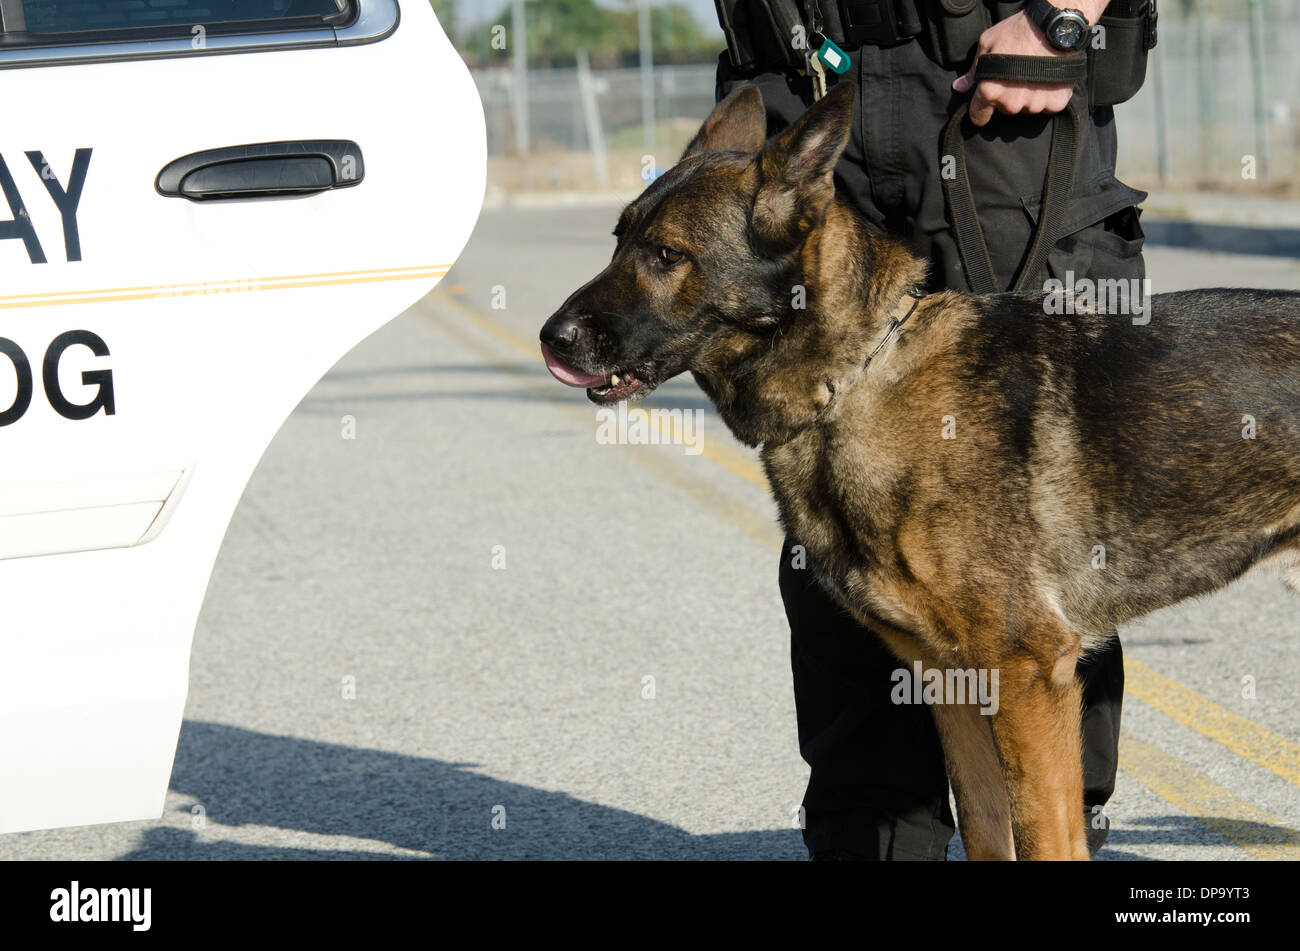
left=0, top=0, right=484, bottom=833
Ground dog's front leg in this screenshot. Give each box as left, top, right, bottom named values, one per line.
left=930, top=700, right=1014, bottom=860
left=985, top=647, right=1090, bottom=861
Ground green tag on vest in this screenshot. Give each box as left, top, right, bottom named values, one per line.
left=816, top=38, right=851, bottom=75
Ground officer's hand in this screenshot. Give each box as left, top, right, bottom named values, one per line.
left=953, top=11, right=1085, bottom=127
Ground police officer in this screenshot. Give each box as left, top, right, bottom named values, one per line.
left=712, top=0, right=1155, bottom=859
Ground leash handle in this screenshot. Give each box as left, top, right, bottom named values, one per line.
left=974, top=52, right=1087, bottom=85
left=942, top=52, right=1085, bottom=295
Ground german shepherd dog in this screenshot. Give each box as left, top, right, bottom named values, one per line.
left=538, top=83, right=1300, bottom=860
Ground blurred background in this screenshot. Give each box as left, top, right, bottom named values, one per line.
left=434, top=0, right=1300, bottom=201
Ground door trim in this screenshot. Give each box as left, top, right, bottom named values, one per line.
left=0, top=0, right=398, bottom=70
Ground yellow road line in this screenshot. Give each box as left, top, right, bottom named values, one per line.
left=655, top=409, right=768, bottom=490
left=1124, top=658, right=1300, bottom=789
left=1118, top=730, right=1300, bottom=859
left=431, top=289, right=771, bottom=492
left=0, top=264, right=450, bottom=309
left=419, top=296, right=783, bottom=553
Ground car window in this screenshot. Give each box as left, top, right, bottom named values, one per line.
left=11, top=0, right=344, bottom=35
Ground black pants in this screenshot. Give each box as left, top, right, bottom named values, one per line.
left=717, top=36, right=1144, bottom=859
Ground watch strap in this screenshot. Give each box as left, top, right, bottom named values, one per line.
left=1024, top=0, right=1060, bottom=30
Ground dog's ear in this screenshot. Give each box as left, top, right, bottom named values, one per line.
left=751, top=83, right=855, bottom=248
left=681, top=85, right=768, bottom=159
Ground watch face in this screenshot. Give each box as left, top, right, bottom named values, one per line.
left=1051, top=16, right=1086, bottom=49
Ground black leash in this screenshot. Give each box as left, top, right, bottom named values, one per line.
left=941, top=52, right=1086, bottom=294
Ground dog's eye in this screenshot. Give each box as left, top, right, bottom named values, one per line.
left=657, top=246, right=685, bottom=267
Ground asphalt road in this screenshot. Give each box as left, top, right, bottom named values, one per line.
left=2, top=204, right=1297, bottom=860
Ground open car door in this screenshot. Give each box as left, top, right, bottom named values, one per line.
left=0, top=0, right=484, bottom=833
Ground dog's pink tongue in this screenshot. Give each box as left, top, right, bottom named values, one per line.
left=541, top=342, right=607, bottom=387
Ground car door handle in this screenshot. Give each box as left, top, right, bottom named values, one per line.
left=155, top=140, right=364, bottom=201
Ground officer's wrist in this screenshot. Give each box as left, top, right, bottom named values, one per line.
left=1072, top=0, right=1111, bottom=26
left=1020, top=1, right=1109, bottom=52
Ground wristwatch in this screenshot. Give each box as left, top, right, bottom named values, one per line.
left=1024, top=0, right=1091, bottom=51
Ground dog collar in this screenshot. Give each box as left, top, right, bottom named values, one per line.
left=809, top=285, right=927, bottom=433
left=861, top=285, right=926, bottom=373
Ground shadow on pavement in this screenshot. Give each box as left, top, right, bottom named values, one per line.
left=119, top=721, right=804, bottom=861
left=123, top=724, right=1289, bottom=861
left=297, top=370, right=717, bottom=415
left=321, top=363, right=527, bottom=380
left=1144, top=220, right=1300, bottom=259
left=1105, top=814, right=1300, bottom=852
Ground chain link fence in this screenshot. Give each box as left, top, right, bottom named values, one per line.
left=473, top=63, right=717, bottom=192
left=1118, top=13, right=1300, bottom=187
left=473, top=10, right=1300, bottom=194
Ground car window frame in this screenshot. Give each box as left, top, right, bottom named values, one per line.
left=0, top=0, right=398, bottom=69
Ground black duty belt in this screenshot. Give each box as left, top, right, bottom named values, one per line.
left=833, top=0, right=924, bottom=48
left=715, top=0, right=927, bottom=74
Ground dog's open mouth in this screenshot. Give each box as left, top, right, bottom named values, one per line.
left=541, top=343, right=645, bottom=403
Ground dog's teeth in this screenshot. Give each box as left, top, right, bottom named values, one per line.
left=610, top=373, right=621, bottom=386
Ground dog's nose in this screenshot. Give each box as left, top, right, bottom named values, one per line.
left=540, top=314, right=581, bottom=353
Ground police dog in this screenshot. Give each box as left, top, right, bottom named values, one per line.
left=539, top=83, right=1300, bottom=860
